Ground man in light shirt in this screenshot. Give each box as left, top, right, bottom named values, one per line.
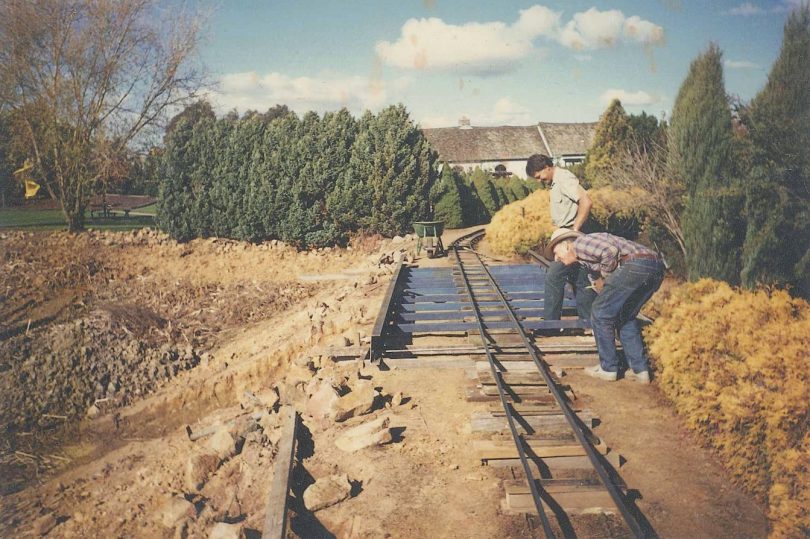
left=526, top=154, right=595, bottom=321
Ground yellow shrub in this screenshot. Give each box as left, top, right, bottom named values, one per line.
left=487, top=189, right=553, bottom=256
left=644, top=279, right=810, bottom=537
left=486, top=186, right=651, bottom=256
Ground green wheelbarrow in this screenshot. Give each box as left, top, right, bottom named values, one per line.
left=413, top=220, right=445, bottom=258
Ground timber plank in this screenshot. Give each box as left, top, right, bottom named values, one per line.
left=261, top=406, right=297, bottom=539
left=473, top=439, right=607, bottom=460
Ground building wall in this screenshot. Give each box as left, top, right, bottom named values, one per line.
left=451, top=160, right=528, bottom=178
left=449, top=158, right=581, bottom=176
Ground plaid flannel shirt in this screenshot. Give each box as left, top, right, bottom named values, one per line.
left=572, top=233, right=656, bottom=277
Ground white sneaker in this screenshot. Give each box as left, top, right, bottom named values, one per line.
left=625, top=370, right=651, bottom=384
left=584, top=364, right=618, bottom=382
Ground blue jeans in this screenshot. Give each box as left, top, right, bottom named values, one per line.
left=590, top=259, right=664, bottom=373
left=544, top=261, right=596, bottom=320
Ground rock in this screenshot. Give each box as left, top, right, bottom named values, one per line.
left=303, top=473, right=352, bottom=512
left=32, top=512, right=59, bottom=535
left=208, top=522, right=243, bottom=539
left=205, top=428, right=237, bottom=460
left=305, top=381, right=339, bottom=420
left=86, top=404, right=100, bottom=419
left=333, top=380, right=376, bottom=422
left=392, top=392, right=404, bottom=406
left=335, top=416, right=393, bottom=452
left=242, top=387, right=279, bottom=411
left=158, top=496, right=195, bottom=528
left=185, top=453, right=222, bottom=492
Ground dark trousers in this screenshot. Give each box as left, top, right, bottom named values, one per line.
left=544, top=261, right=596, bottom=320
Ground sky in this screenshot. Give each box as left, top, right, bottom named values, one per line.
left=197, top=0, right=801, bottom=127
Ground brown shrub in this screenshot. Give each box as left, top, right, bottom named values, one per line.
left=645, top=279, right=810, bottom=537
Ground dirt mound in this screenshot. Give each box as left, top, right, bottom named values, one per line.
left=0, top=312, right=202, bottom=433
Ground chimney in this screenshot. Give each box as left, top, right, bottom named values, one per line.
left=458, top=116, right=471, bottom=129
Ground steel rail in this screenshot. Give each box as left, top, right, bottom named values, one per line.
left=452, top=231, right=647, bottom=539
left=450, top=242, right=557, bottom=538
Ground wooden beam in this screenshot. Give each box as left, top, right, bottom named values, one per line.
left=473, top=439, right=608, bottom=460
left=470, top=410, right=595, bottom=434
left=261, top=406, right=298, bottom=539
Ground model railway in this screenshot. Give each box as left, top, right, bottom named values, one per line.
left=371, top=229, right=649, bottom=538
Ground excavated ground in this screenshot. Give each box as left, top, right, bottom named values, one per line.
left=0, top=227, right=769, bottom=538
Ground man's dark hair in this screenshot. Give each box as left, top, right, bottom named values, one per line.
left=526, top=154, right=554, bottom=177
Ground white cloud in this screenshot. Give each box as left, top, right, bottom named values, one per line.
left=374, top=8, right=556, bottom=75
left=376, top=5, right=664, bottom=73
left=559, top=8, right=664, bottom=50
left=600, top=89, right=662, bottom=106
left=560, top=8, right=625, bottom=49
left=206, top=71, right=411, bottom=115
left=726, top=2, right=765, bottom=16
left=725, top=59, right=759, bottom=69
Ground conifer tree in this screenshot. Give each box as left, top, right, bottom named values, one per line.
left=432, top=164, right=464, bottom=228
left=359, top=105, right=437, bottom=237
left=158, top=111, right=218, bottom=241
left=585, top=99, right=632, bottom=187
left=668, top=43, right=744, bottom=283
left=741, top=7, right=810, bottom=297
left=469, top=167, right=500, bottom=217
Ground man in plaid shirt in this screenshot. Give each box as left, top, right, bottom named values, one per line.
left=544, top=229, right=665, bottom=383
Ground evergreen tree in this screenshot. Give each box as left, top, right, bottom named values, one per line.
left=357, top=105, right=437, bottom=237
left=461, top=170, right=489, bottom=225
left=628, top=111, right=665, bottom=153
left=585, top=99, right=633, bottom=187
left=330, top=110, right=376, bottom=235
left=469, top=167, right=500, bottom=217
left=669, top=43, right=744, bottom=283
left=432, top=164, right=464, bottom=228
left=741, top=7, right=810, bottom=297
left=492, top=185, right=504, bottom=210
left=157, top=111, right=218, bottom=241
left=505, top=176, right=531, bottom=201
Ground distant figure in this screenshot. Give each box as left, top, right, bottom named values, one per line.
left=525, top=154, right=595, bottom=320
left=544, top=229, right=665, bottom=384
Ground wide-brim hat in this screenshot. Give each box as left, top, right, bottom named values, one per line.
left=543, top=228, right=583, bottom=259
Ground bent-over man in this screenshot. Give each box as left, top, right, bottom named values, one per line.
left=525, top=154, right=594, bottom=320
left=544, top=229, right=665, bottom=384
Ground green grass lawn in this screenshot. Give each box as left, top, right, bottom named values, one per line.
left=0, top=207, right=156, bottom=231
left=133, top=202, right=157, bottom=216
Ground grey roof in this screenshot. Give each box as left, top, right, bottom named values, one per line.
left=537, top=122, right=597, bottom=156
left=422, top=122, right=596, bottom=163
left=421, top=126, right=546, bottom=162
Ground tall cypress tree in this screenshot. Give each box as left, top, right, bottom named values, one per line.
left=360, top=105, right=437, bottom=237
left=669, top=43, right=744, bottom=283
left=585, top=99, right=632, bottom=188
left=432, top=164, right=464, bottom=228
left=469, top=167, right=500, bottom=218
left=741, top=7, right=810, bottom=298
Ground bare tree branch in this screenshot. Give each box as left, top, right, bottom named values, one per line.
left=608, top=136, right=687, bottom=257
left=0, top=0, right=206, bottom=230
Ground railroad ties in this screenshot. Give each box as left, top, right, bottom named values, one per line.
left=371, top=230, right=648, bottom=538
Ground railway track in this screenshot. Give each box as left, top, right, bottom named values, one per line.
left=372, top=229, right=649, bottom=538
